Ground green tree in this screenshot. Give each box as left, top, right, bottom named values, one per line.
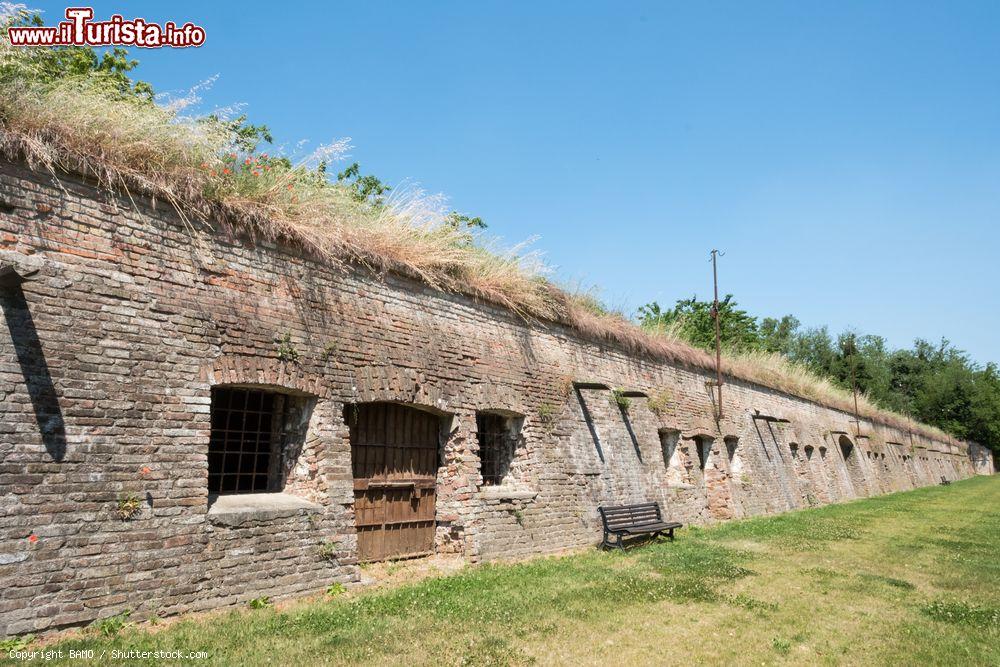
left=638, top=295, right=761, bottom=351
left=637, top=295, right=999, bottom=454
left=445, top=212, right=487, bottom=230
left=759, top=315, right=801, bottom=354
left=336, top=162, right=391, bottom=206
left=2, top=11, right=152, bottom=99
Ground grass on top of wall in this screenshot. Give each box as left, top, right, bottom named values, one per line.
left=0, top=14, right=954, bottom=443
left=25, top=475, right=1000, bottom=666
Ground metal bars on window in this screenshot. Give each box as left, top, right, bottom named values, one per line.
left=476, top=413, right=513, bottom=486
left=208, top=388, right=284, bottom=495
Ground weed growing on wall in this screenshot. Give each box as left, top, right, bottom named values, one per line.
left=275, top=333, right=300, bottom=363
left=610, top=388, right=631, bottom=411
left=647, top=388, right=673, bottom=417
left=318, top=540, right=339, bottom=562
left=116, top=494, right=142, bottom=521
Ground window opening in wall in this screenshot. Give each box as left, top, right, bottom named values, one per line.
left=659, top=428, right=680, bottom=468
left=695, top=436, right=710, bottom=470
left=839, top=436, right=854, bottom=461
left=476, top=412, right=521, bottom=486
left=209, top=387, right=309, bottom=495
left=789, top=443, right=799, bottom=458
left=725, top=436, right=739, bottom=461
left=804, top=444, right=814, bottom=460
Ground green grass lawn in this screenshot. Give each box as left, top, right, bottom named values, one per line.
left=11, top=476, right=1000, bottom=666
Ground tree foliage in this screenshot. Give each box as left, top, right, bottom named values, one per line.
left=1, top=10, right=152, bottom=98
left=639, top=296, right=1000, bottom=453
left=336, top=162, right=391, bottom=207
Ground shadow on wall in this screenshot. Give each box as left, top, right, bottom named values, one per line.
left=1, top=283, right=66, bottom=461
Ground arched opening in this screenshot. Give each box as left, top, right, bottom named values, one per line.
left=839, top=434, right=867, bottom=495
left=804, top=444, right=815, bottom=460
left=695, top=435, right=712, bottom=470
left=724, top=436, right=742, bottom=475
left=839, top=435, right=854, bottom=461
left=659, top=428, right=680, bottom=468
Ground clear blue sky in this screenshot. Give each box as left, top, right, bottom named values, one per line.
left=31, top=1, right=1000, bottom=364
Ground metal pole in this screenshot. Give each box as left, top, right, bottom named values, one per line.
left=711, top=250, right=723, bottom=420
left=848, top=335, right=861, bottom=437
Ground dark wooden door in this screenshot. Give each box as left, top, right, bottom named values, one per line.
left=349, top=403, right=440, bottom=562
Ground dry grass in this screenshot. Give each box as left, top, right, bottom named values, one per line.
left=0, top=23, right=955, bottom=445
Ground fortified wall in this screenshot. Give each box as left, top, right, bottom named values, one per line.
left=0, top=158, right=993, bottom=636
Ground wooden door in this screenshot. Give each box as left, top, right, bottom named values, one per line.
left=349, top=403, right=440, bottom=562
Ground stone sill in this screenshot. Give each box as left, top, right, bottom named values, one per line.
left=479, top=488, right=539, bottom=501
left=207, top=493, right=322, bottom=527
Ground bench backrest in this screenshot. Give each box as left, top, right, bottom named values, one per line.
left=598, top=502, right=662, bottom=530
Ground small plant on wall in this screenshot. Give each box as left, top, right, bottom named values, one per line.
left=321, top=341, right=338, bottom=362
left=647, top=388, right=672, bottom=417
left=275, top=332, right=300, bottom=363
left=116, top=493, right=142, bottom=521
left=318, top=540, right=339, bottom=562
left=610, top=388, right=631, bottom=411
left=537, top=402, right=557, bottom=428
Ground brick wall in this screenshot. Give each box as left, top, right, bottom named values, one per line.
left=0, top=159, right=993, bottom=636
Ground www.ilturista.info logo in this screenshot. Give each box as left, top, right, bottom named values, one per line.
left=7, top=7, right=205, bottom=48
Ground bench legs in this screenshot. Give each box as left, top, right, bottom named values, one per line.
left=604, top=530, right=675, bottom=551
left=602, top=531, right=626, bottom=551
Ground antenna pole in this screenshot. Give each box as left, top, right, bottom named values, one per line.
left=711, top=249, right=723, bottom=420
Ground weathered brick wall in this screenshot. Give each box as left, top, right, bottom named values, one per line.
left=0, top=159, right=992, bottom=636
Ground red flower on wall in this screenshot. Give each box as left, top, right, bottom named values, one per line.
left=140, top=466, right=152, bottom=477
left=28, top=534, right=38, bottom=543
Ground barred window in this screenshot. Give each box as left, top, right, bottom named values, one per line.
left=476, top=412, right=520, bottom=486
left=208, top=387, right=313, bottom=495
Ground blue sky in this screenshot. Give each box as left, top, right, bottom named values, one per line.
left=30, top=1, right=1000, bottom=363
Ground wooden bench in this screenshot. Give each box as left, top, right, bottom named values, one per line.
left=598, top=501, right=682, bottom=551
left=940, top=476, right=951, bottom=486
